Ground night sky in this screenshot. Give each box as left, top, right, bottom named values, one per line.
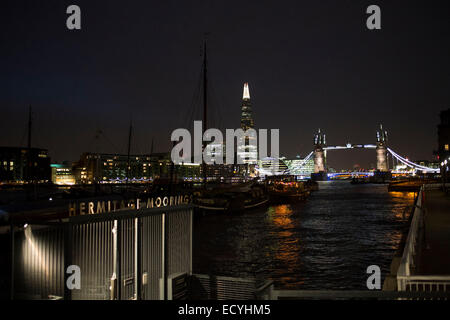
left=1, top=0, right=450, bottom=170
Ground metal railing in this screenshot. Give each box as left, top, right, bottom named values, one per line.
left=397, top=183, right=450, bottom=295
left=190, top=274, right=269, bottom=300
left=396, top=185, right=424, bottom=280
left=258, top=285, right=450, bottom=300
left=12, top=204, right=193, bottom=300
left=256, top=282, right=450, bottom=299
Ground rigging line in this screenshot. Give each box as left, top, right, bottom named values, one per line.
left=134, top=130, right=145, bottom=156
left=19, top=128, right=26, bottom=148
left=208, top=77, right=225, bottom=132
left=181, top=67, right=203, bottom=130
left=185, top=82, right=202, bottom=132
left=31, top=113, right=40, bottom=148
left=130, top=126, right=139, bottom=156
left=87, top=133, right=95, bottom=154
left=205, top=74, right=215, bottom=128
left=188, top=74, right=203, bottom=127
left=101, top=130, right=120, bottom=154
left=206, top=88, right=216, bottom=129
left=17, top=106, right=28, bottom=147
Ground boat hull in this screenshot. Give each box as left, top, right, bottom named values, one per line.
left=193, top=187, right=269, bottom=214
left=268, top=191, right=310, bottom=204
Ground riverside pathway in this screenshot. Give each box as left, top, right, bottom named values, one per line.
left=418, top=188, right=450, bottom=274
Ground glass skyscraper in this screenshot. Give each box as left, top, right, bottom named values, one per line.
left=240, top=82, right=254, bottom=131
left=238, top=83, right=257, bottom=167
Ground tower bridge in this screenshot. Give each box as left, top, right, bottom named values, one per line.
left=256, top=124, right=439, bottom=178
left=324, top=144, right=377, bottom=150
left=308, top=124, right=439, bottom=180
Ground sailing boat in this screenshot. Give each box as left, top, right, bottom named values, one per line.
left=192, top=38, right=269, bottom=214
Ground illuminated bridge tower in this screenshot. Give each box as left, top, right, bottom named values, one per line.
left=312, top=128, right=328, bottom=180
left=376, top=124, right=388, bottom=172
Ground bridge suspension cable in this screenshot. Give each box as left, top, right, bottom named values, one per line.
left=387, top=148, right=439, bottom=173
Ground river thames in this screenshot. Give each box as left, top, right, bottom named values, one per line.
left=193, top=181, right=416, bottom=289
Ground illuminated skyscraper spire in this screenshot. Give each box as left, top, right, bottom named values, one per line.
left=240, top=82, right=254, bottom=131
left=243, top=82, right=250, bottom=100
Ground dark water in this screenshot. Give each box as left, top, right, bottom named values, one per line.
left=193, top=181, right=415, bottom=289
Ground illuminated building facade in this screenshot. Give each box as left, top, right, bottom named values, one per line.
left=72, top=164, right=88, bottom=184
left=204, top=141, right=225, bottom=164
left=437, top=108, right=450, bottom=161
left=74, top=152, right=173, bottom=184
left=257, top=157, right=315, bottom=178
left=284, top=157, right=315, bottom=177
left=257, top=157, right=289, bottom=176
left=415, top=160, right=440, bottom=170
left=73, top=152, right=212, bottom=184
left=202, top=142, right=243, bottom=181
left=0, top=147, right=51, bottom=183
left=51, top=163, right=76, bottom=185
left=176, top=162, right=201, bottom=181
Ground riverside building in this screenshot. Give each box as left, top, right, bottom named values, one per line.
left=0, top=147, right=51, bottom=184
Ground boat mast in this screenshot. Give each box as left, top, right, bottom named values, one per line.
left=26, top=105, right=32, bottom=182
left=150, top=137, right=154, bottom=154
left=27, top=105, right=32, bottom=149
left=126, top=119, right=133, bottom=185
left=202, top=37, right=208, bottom=185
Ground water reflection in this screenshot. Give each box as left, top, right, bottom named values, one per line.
left=267, top=204, right=293, bottom=227
left=193, top=181, right=414, bottom=289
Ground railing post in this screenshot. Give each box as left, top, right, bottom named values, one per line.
left=189, top=208, right=193, bottom=275
left=110, top=220, right=119, bottom=300
left=397, top=278, right=402, bottom=292
left=269, top=284, right=276, bottom=300
left=10, top=223, right=14, bottom=300
left=162, top=213, right=167, bottom=300
left=134, top=217, right=141, bottom=300
left=64, top=223, right=73, bottom=300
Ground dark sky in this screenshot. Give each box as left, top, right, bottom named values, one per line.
left=1, top=0, right=450, bottom=170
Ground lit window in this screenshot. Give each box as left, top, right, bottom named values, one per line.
left=445, top=144, right=449, bottom=151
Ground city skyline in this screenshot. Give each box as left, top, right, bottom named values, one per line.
left=2, top=1, right=450, bottom=305
left=1, top=0, right=450, bottom=169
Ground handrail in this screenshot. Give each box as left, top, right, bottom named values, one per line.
left=397, top=185, right=423, bottom=279
left=397, top=275, right=450, bottom=281
left=271, top=289, right=450, bottom=299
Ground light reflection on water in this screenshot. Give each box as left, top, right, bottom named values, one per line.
left=193, top=181, right=415, bottom=289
